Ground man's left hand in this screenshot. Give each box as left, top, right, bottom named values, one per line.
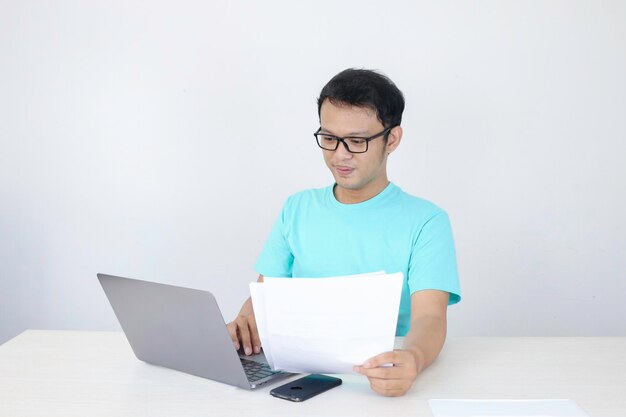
left=353, top=349, right=423, bottom=397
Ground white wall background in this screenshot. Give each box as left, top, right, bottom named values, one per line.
left=1, top=0, right=625, bottom=344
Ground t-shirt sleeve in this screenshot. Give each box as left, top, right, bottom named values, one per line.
left=254, top=203, right=294, bottom=278
left=408, top=211, right=461, bottom=304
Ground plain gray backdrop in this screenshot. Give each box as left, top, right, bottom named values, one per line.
left=1, top=0, right=625, bottom=344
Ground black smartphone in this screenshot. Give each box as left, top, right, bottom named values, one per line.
left=270, top=374, right=342, bottom=402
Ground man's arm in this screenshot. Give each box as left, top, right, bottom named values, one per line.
left=354, top=289, right=449, bottom=397
left=402, top=289, right=449, bottom=372
left=226, top=274, right=264, bottom=356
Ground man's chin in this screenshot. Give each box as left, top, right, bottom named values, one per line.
left=334, top=178, right=362, bottom=191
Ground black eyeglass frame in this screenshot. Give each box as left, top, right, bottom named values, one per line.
left=313, top=125, right=397, bottom=154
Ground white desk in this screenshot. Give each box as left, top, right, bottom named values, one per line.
left=0, top=331, right=624, bottom=416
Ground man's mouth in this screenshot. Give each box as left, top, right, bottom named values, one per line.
left=335, top=166, right=355, bottom=176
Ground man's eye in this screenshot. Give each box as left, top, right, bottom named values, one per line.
left=347, top=138, right=366, bottom=145
left=321, top=136, right=337, bottom=142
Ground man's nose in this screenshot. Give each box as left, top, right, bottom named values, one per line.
left=334, top=140, right=354, bottom=159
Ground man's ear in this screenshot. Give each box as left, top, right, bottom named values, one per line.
left=386, top=126, right=403, bottom=154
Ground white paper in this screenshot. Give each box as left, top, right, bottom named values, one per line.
left=249, top=272, right=403, bottom=374
left=429, top=399, right=589, bottom=417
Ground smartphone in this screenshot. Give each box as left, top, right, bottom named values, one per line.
left=270, top=374, right=342, bottom=402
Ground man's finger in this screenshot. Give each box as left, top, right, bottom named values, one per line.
left=237, top=319, right=253, bottom=355
left=362, top=351, right=400, bottom=368
left=369, top=377, right=408, bottom=391
left=226, top=322, right=240, bottom=350
left=354, top=365, right=401, bottom=379
left=246, top=316, right=261, bottom=354
left=369, top=381, right=408, bottom=397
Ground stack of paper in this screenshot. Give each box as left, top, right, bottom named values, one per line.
left=250, top=272, right=403, bottom=374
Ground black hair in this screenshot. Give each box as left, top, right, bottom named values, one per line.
left=317, top=68, right=405, bottom=128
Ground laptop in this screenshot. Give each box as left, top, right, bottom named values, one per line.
left=97, top=273, right=291, bottom=389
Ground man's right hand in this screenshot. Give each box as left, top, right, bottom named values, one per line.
left=227, top=276, right=264, bottom=356
left=226, top=310, right=261, bottom=356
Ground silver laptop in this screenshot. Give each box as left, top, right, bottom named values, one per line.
left=97, top=273, right=291, bottom=389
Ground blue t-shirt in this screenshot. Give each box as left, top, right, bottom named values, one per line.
left=255, top=182, right=461, bottom=336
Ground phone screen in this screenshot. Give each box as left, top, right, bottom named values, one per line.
left=270, top=374, right=342, bottom=402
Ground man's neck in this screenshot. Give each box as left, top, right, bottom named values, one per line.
left=333, top=180, right=390, bottom=204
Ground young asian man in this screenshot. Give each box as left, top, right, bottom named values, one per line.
left=226, top=68, right=461, bottom=397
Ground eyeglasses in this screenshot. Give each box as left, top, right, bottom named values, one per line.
left=313, top=126, right=395, bottom=154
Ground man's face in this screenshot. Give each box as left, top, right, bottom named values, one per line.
left=319, top=100, right=396, bottom=199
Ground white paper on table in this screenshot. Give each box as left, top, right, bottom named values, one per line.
left=251, top=272, right=402, bottom=374
left=428, top=399, right=589, bottom=417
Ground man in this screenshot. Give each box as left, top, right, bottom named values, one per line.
left=227, top=68, right=461, bottom=397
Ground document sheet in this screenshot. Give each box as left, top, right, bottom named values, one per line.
left=250, top=272, right=403, bottom=374
left=428, top=399, right=589, bottom=417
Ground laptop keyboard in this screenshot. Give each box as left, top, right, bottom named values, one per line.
left=240, top=358, right=282, bottom=382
